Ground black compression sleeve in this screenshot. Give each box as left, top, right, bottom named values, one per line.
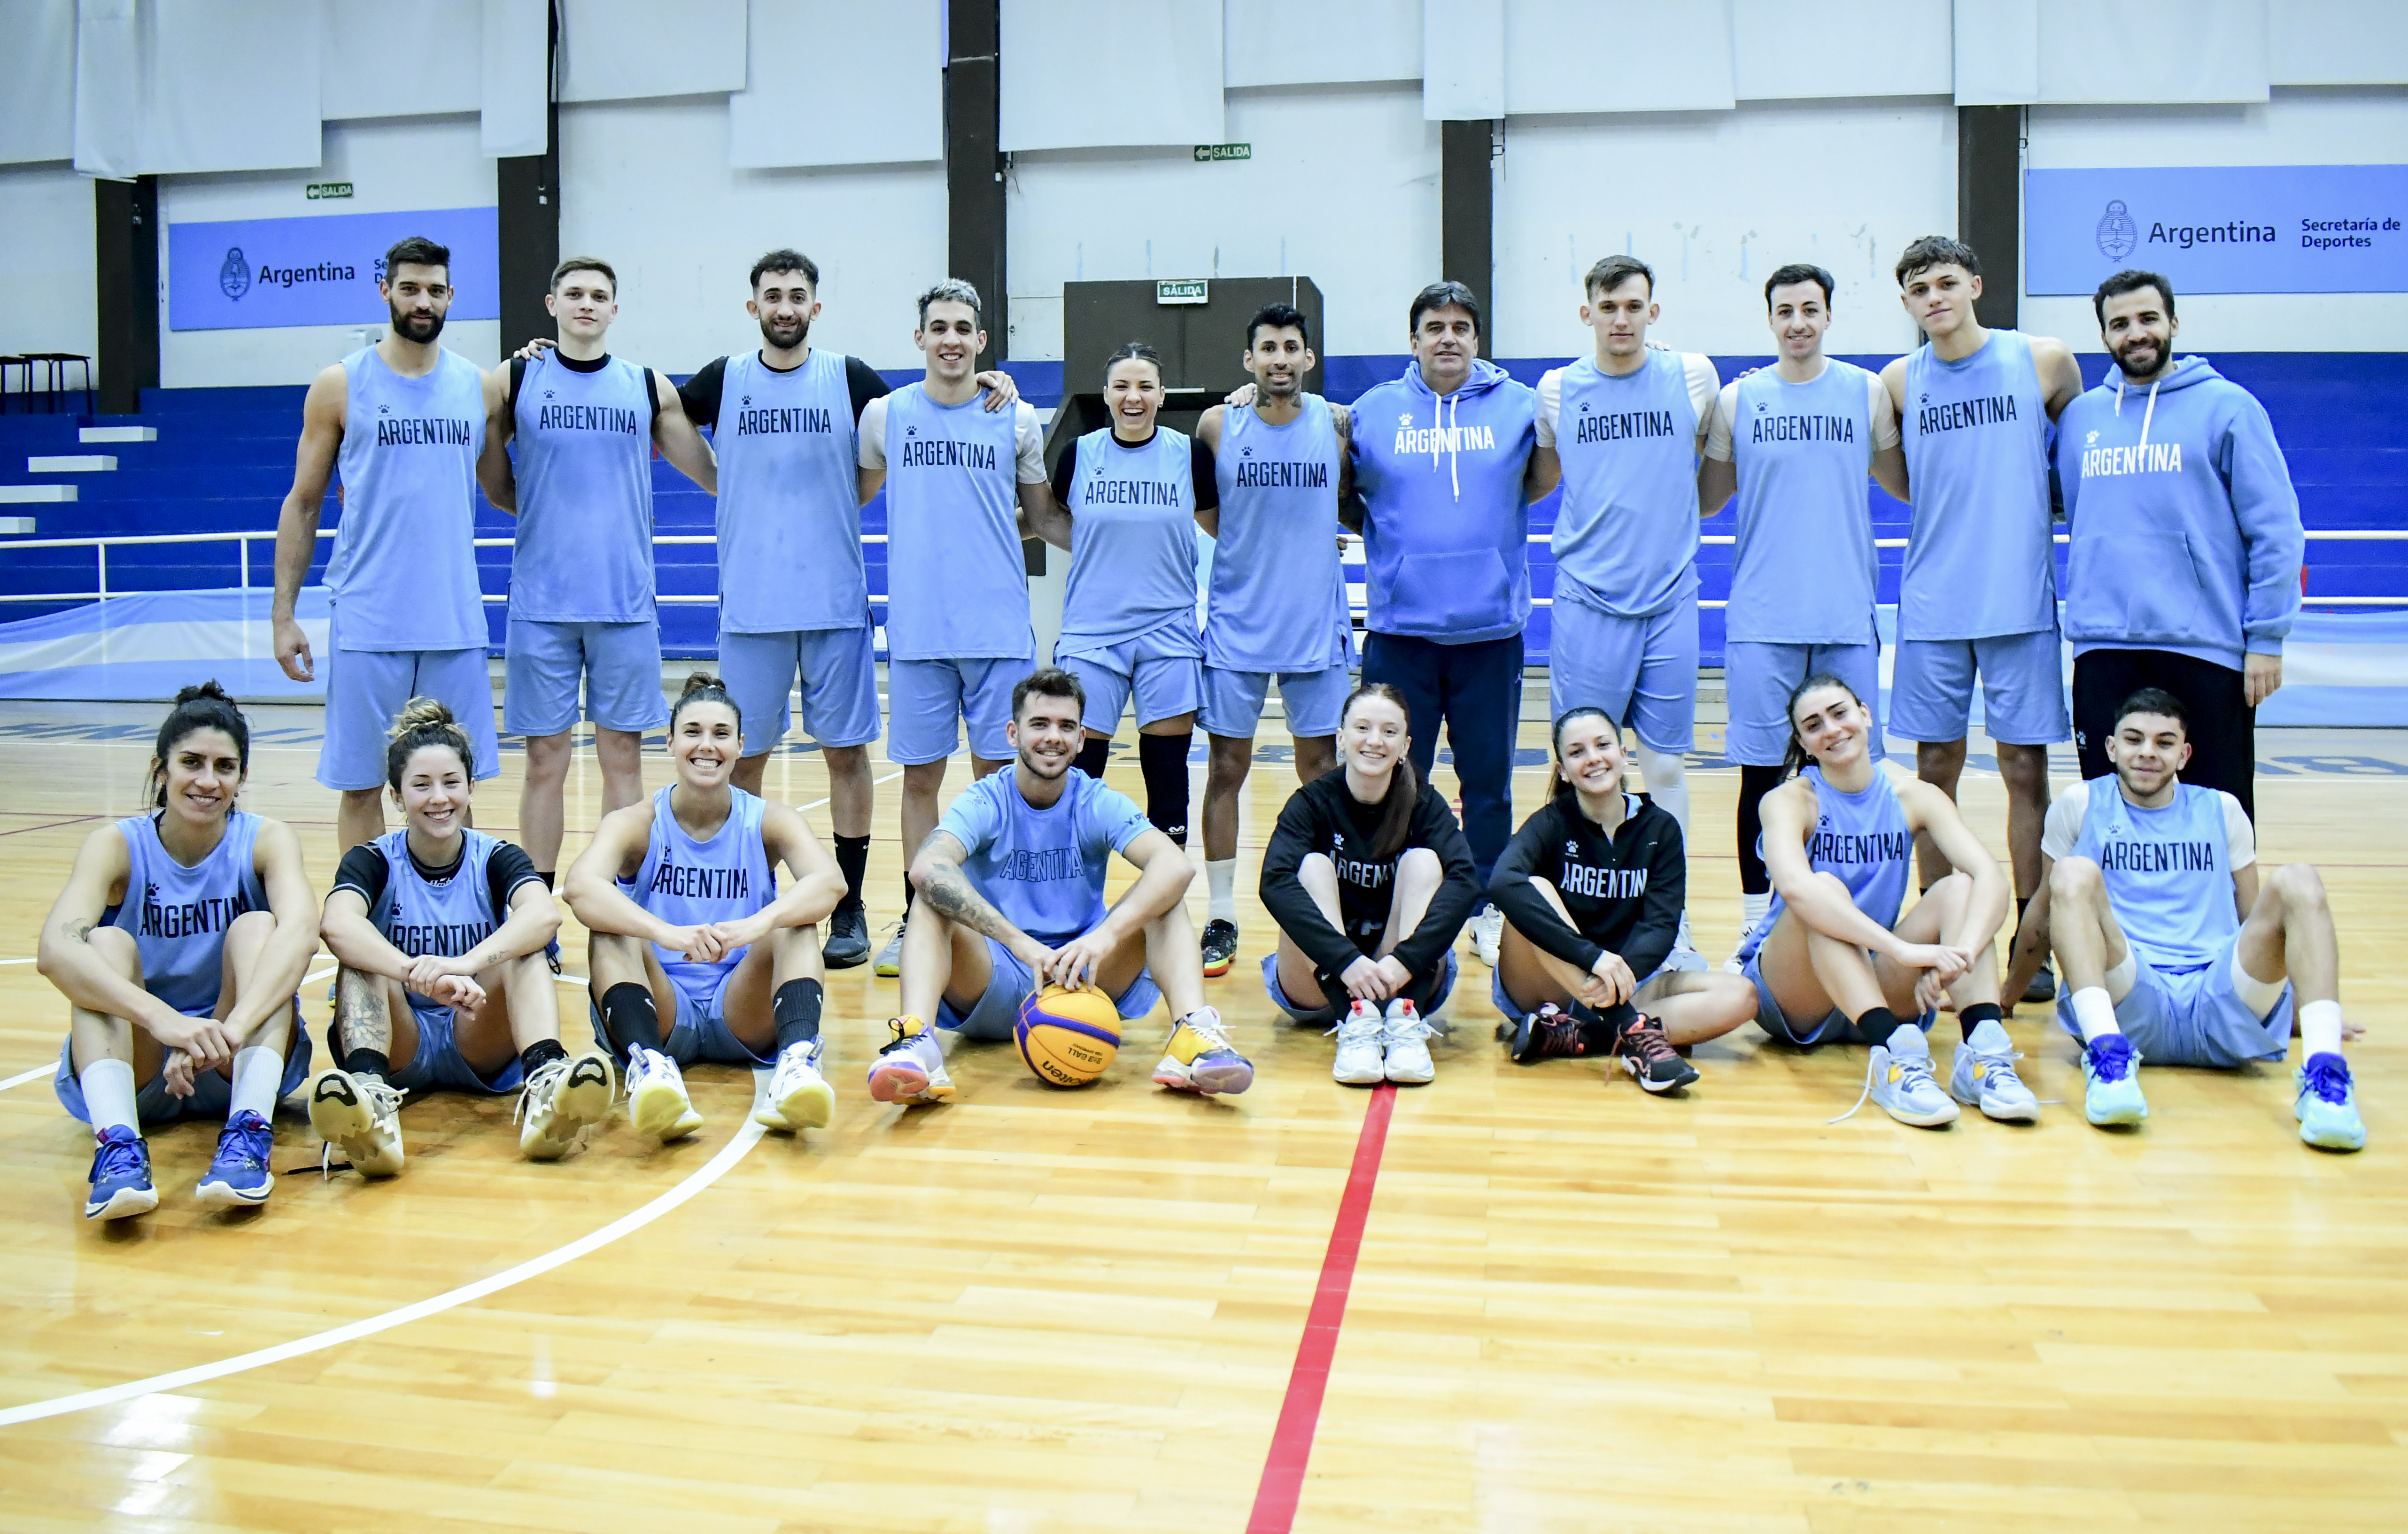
left=844, top=355, right=892, bottom=423
left=1191, top=437, right=1218, bottom=510
left=332, top=843, right=390, bottom=910
left=677, top=356, right=728, bottom=431
left=508, top=356, right=527, bottom=418
left=486, top=840, right=542, bottom=918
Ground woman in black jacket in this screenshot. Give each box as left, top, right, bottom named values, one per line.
left=1260, top=683, right=1479, bottom=1087
left=1489, top=707, right=1758, bottom=1092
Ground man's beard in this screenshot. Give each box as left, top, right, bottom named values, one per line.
left=388, top=301, right=445, bottom=344
left=2113, top=334, right=2166, bottom=377
left=758, top=312, right=809, bottom=350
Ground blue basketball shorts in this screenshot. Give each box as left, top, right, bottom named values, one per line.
left=886, top=654, right=1031, bottom=766
left=504, top=616, right=669, bottom=738
left=1199, top=660, right=1351, bottom=740
left=662, top=966, right=775, bottom=1068
left=2053, top=936, right=2292, bottom=1069
left=1546, top=592, right=1700, bottom=755
left=54, top=999, right=312, bottom=1124
left=937, top=934, right=1162, bottom=1041
left=1060, top=624, right=1205, bottom=733
left=318, top=606, right=499, bottom=791
left=1722, top=640, right=1883, bottom=768
left=1739, top=946, right=1933, bottom=1047
left=716, top=624, right=882, bottom=757
left=377, top=996, right=525, bottom=1095
left=1888, top=629, right=2070, bottom=747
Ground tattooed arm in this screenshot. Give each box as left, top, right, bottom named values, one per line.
left=907, top=829, right=1053, bottom=971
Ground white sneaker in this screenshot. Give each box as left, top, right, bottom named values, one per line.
left=625, top=1046, right=705, bottom=1141
left=1328, top=999, right=1386, bottom=1086
left=1382, top=997, right=1436, bottom=1085
left=758, top=1036, right=835, bottom=1131
left=1470, top=905, right=1503, bottom=967
left=308, top=1068, right=406, bottom=1177
left=517, top=1048, right=615, bottom=1160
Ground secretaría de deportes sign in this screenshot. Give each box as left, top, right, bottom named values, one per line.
left=2026, top=165, right=2408, bottom=295
left=167, top=207, right=498, bottom=331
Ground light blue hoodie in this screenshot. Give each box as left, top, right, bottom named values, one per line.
left=1347, top=357, right=1539, bottom=645
left=2056, top=355, right=2303, bottom=670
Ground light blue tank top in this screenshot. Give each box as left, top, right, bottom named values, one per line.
left=1739, top=766, right=1912, bottom=962
left=1207, top=397, right=1349, bottom=673
left=508, top=354, right=655, bottom=623
left=2068, top=776, right=2236, bottom=970
left=330, top=347, right=488, bottom=652
left=935, top=769, right=1151, bottom=948
left=1059, top=427, right=1204, bottom=657
left=1727, top=361, right=1878, bottom=646
left=364, top=828, right=510, bottom=1008
left=1900, top=329, right=2055, bottom=640
left=1552, top=351, right=1703, bottom=618
left=620, top=785, right=775, bottom=994
left=714, top=349, right=868, bottom=634
left=882, top=383, right=1031, bottom=661
left=106, top=810, right=268, bottom=1016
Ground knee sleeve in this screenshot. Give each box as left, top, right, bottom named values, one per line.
left=1633, top=741, right=1690, bottom=841
left=1138, top=731, right=1193, bottom=846
left=2103, top=948, right=2138, bottom=1001
left=1073, top=737, right=1111, bottom=779
left=2229, top=945, right=2285, bottom=1018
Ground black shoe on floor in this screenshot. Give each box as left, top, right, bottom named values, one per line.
left=824, top=902, right=871, bottom=969
left=1499, top=1003, right=1590, bottom=1064
left=2023, top=961, right=2058, bottom=1004
left=1615, top=1013, right=1700, bottom=1094
left=1200, top=918, right=1239, bottom=978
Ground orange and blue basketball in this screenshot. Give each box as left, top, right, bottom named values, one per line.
left=1015, top=985, right=1122, bottom=1087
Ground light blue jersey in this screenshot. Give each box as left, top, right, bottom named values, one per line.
left=716, top=349, right=867, bottom=634
left=1551, top=351, right=1703, bottom=618
left=937, top=769, right=1151, bottom=948
left=620, top=786, right=775, bottom=994
left=1726, top=362, right=1880, bottom=646
left=508, top=353, right=656, bottom=623
left=330, top=347, right=488, bottom=651
left=1208, top=397, right=1349, bottom=673
left=364, top=828, right=507, bottom=964
left=2067, top=777, right=2237, bottom=970
left=105, top=810, right=267, bottom=1016
left=1900, top=330, right=2054, bottom=640
left=1739, top=766, right=1912, bottom=961
left=1060, top=427, right=1203, bottom=655
left=883, top=383, right=1031, bottom=661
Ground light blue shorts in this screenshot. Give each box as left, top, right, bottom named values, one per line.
left=938, top=934, right=1162, bottom=1041
left=2054, top=937, right=2292, bottom=1069
left=54, top=1000, right=312, bottom=1124
left=1262, top=949, right=1457, bottom=1027
left=1737, top=950, right=1933, bottom=1048
left=371, top=996, right=525, bottom=1095
left=887, top=655, right=1030, bottom=766
left=1888, top=630, right=2070, bottom=747
left=317, top=607, right=499, bottom=791
left=1060, top=625, right=1205, bottom=733
left=665, top=969, right=775, bottom=1067
left=1722, top=640, right=1883, bottom=768
left=1200, top=661, right=1351, bottom=739
left=717, top=625, right=882, bottom=757
left=504, top=616, right=669, bottom=738
left=1547, top=592, right=1700, bottom=755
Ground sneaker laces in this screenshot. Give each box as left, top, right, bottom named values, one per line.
left=93, top=1129, right=146, bottom=1182
left=1327, top=1004, right=1383, bottom=1050
left=1180, top=1010, right=1239, bottom=1054
left=1522, top=1005, right=1588, bottom=1061
left=878, top=1018, right=924, bottom=1056
left=1383, top=1002, right=1432, bottom=1042
left=1828, top=1045, right=1938, bottom=1125
left=216, top=1110, right=272, bottom=1169
left=514, top=1058, right=567, bottom=1126
left=2086, top=1033, right=2137, bottom=1085
left=2301, top=1053, right=2353, bottom=1106
left=1617, top=1014, right=1680, bottom=1071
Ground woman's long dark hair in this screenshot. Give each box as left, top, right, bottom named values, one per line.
left=1545, top=705, right=1615, bottom=801
left=149, top=680, right=249, bottom=808
left=1781, top=672, right=1863, bottom=779
left=1340, top=681, right=1418, bottom=859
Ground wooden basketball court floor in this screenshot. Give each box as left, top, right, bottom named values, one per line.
left=1, top=690, right=2404, bottom=1532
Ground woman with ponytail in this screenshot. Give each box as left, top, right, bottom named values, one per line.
left=39, top=682, right=318, bottom=1220
left=1488, top=708, right=1757, bottom=1093
left=564, top=673, right=847, bottom=1141
left=1259, top=683, right=1479, bottom=1086
left=314, top=697, right=616, bottom=1178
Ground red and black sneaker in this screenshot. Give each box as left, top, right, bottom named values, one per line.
left=1501, top=1003, right=1590, bottom=1064
left=1614, top=1013, right=1699, bottom=1094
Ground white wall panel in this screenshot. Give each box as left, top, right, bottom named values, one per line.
left=2036, top=0, right=2267, bottom=104
left=0, top=166, right=97, bottom=362
left=729, top=0, right=941, bottom=168
left=560, top=95, right=946, bottom=370
left=323, top=0, right=481, bottom=121
left=74, top=0, right=146, bottom=178
left=1224, top=0, right=1419, bottom=87
left=999, top=1, right=1223, bottom=151
left=1504, top=0, right=1733, bottom=116
left=0, top=0, right=77, bottom=165
left=1952, top=0, right=2036, bottom=104
left=144, top=0, right=325, bottom=174
left=2269, top=0, right=2408, bottom=86
left=1493, top=99, right=1954, bottom=356
left=1731, top=0, right=1951, bottom=102
left=481, top=0, right=550, bottom=156
left=1007, top=84, right=1440, bottom=361
left=1422, top=0, right=1501, bottom=118
left=559, top=0, right=746, bottom=102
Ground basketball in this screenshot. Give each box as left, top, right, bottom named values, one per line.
left=1014, top=985, right=1123, bottom=1087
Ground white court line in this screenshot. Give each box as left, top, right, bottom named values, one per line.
left=0, top=957, right=38, bottom=965
left=0, top=1096, right=770, bottom=1428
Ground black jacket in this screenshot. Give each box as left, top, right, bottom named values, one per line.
left=1260, top=768, right=1478, bottom=979
left=1487, top=791, right=1685, bottom=979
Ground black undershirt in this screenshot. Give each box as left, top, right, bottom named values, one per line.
left=675, top=351, right=891, bottom=432
left=333, top=838, right=541, bottom=926
left=1048, top=426, right=1219, bottom=510
left=506, top=351, right=664, bottom=425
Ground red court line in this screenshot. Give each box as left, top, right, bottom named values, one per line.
left=1247, top=1081, right=1399, bottom=1534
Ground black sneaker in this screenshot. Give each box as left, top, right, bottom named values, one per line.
left=2022, top=961, right=2058, bottom=1004
left=1200, top=918, right=1239, bottom=977
left=1615, top=1013, right=1699, bottom=1094
left=824, top=902, right=870, bottom=969
left=1499, top=1003, right=1589, bottom=1064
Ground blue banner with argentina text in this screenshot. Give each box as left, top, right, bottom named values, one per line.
left=2026, top=165, right=2408, bottom=296
left=167, top=207, right=498, bottom=331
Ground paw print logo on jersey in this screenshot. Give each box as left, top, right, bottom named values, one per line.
left=1564, top=839, right=1580, bottom=857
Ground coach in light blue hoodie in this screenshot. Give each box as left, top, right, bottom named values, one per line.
left=2056, top=269, right=2303, bottom=820
left=1347, top=281, right=1547, bottom=935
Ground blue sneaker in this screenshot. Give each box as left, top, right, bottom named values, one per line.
left=85, top=1125, right=158, bottom=1221
left=1865, top=1022, right=1959, bottom=1127
left=2295, top=1052, right=2366, bottom=1152
left=2081, top=1033, right=2148, bottom=1126
left=194, top=1110, right=276, bottom=1210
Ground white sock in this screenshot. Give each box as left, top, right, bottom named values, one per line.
left=2229, top=947, right=2287, bottom=1019
left=228, top=1044, right=285, bottom=1121
left=2299, top=998, right=2345, bottom=1058
left=1633, top=742, right=1690, bottom=841
left=1741, top=891, right=1771, bottom=935
left=1207, top=859, right=1237, bottom=924
left=2069, top=986, right=2120, bottom=1041
left=79, top=1057, right=139, bottom=1136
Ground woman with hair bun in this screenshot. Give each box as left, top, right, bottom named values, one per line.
left=565, top=673, right=848, bottom=1141
left=38, top=682, right=319, bottom=1219
left=314, top=697, right=616, bottom=1177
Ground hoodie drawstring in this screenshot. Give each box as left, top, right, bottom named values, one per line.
left=2137, top=373, right=2161, bottom=448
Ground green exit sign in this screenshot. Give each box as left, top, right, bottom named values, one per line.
left=306, top=182, right=354, bottom=200
left=1192, top=142, right=1251, bottom=162
left=1156, top=279, right=1209, bottom=306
